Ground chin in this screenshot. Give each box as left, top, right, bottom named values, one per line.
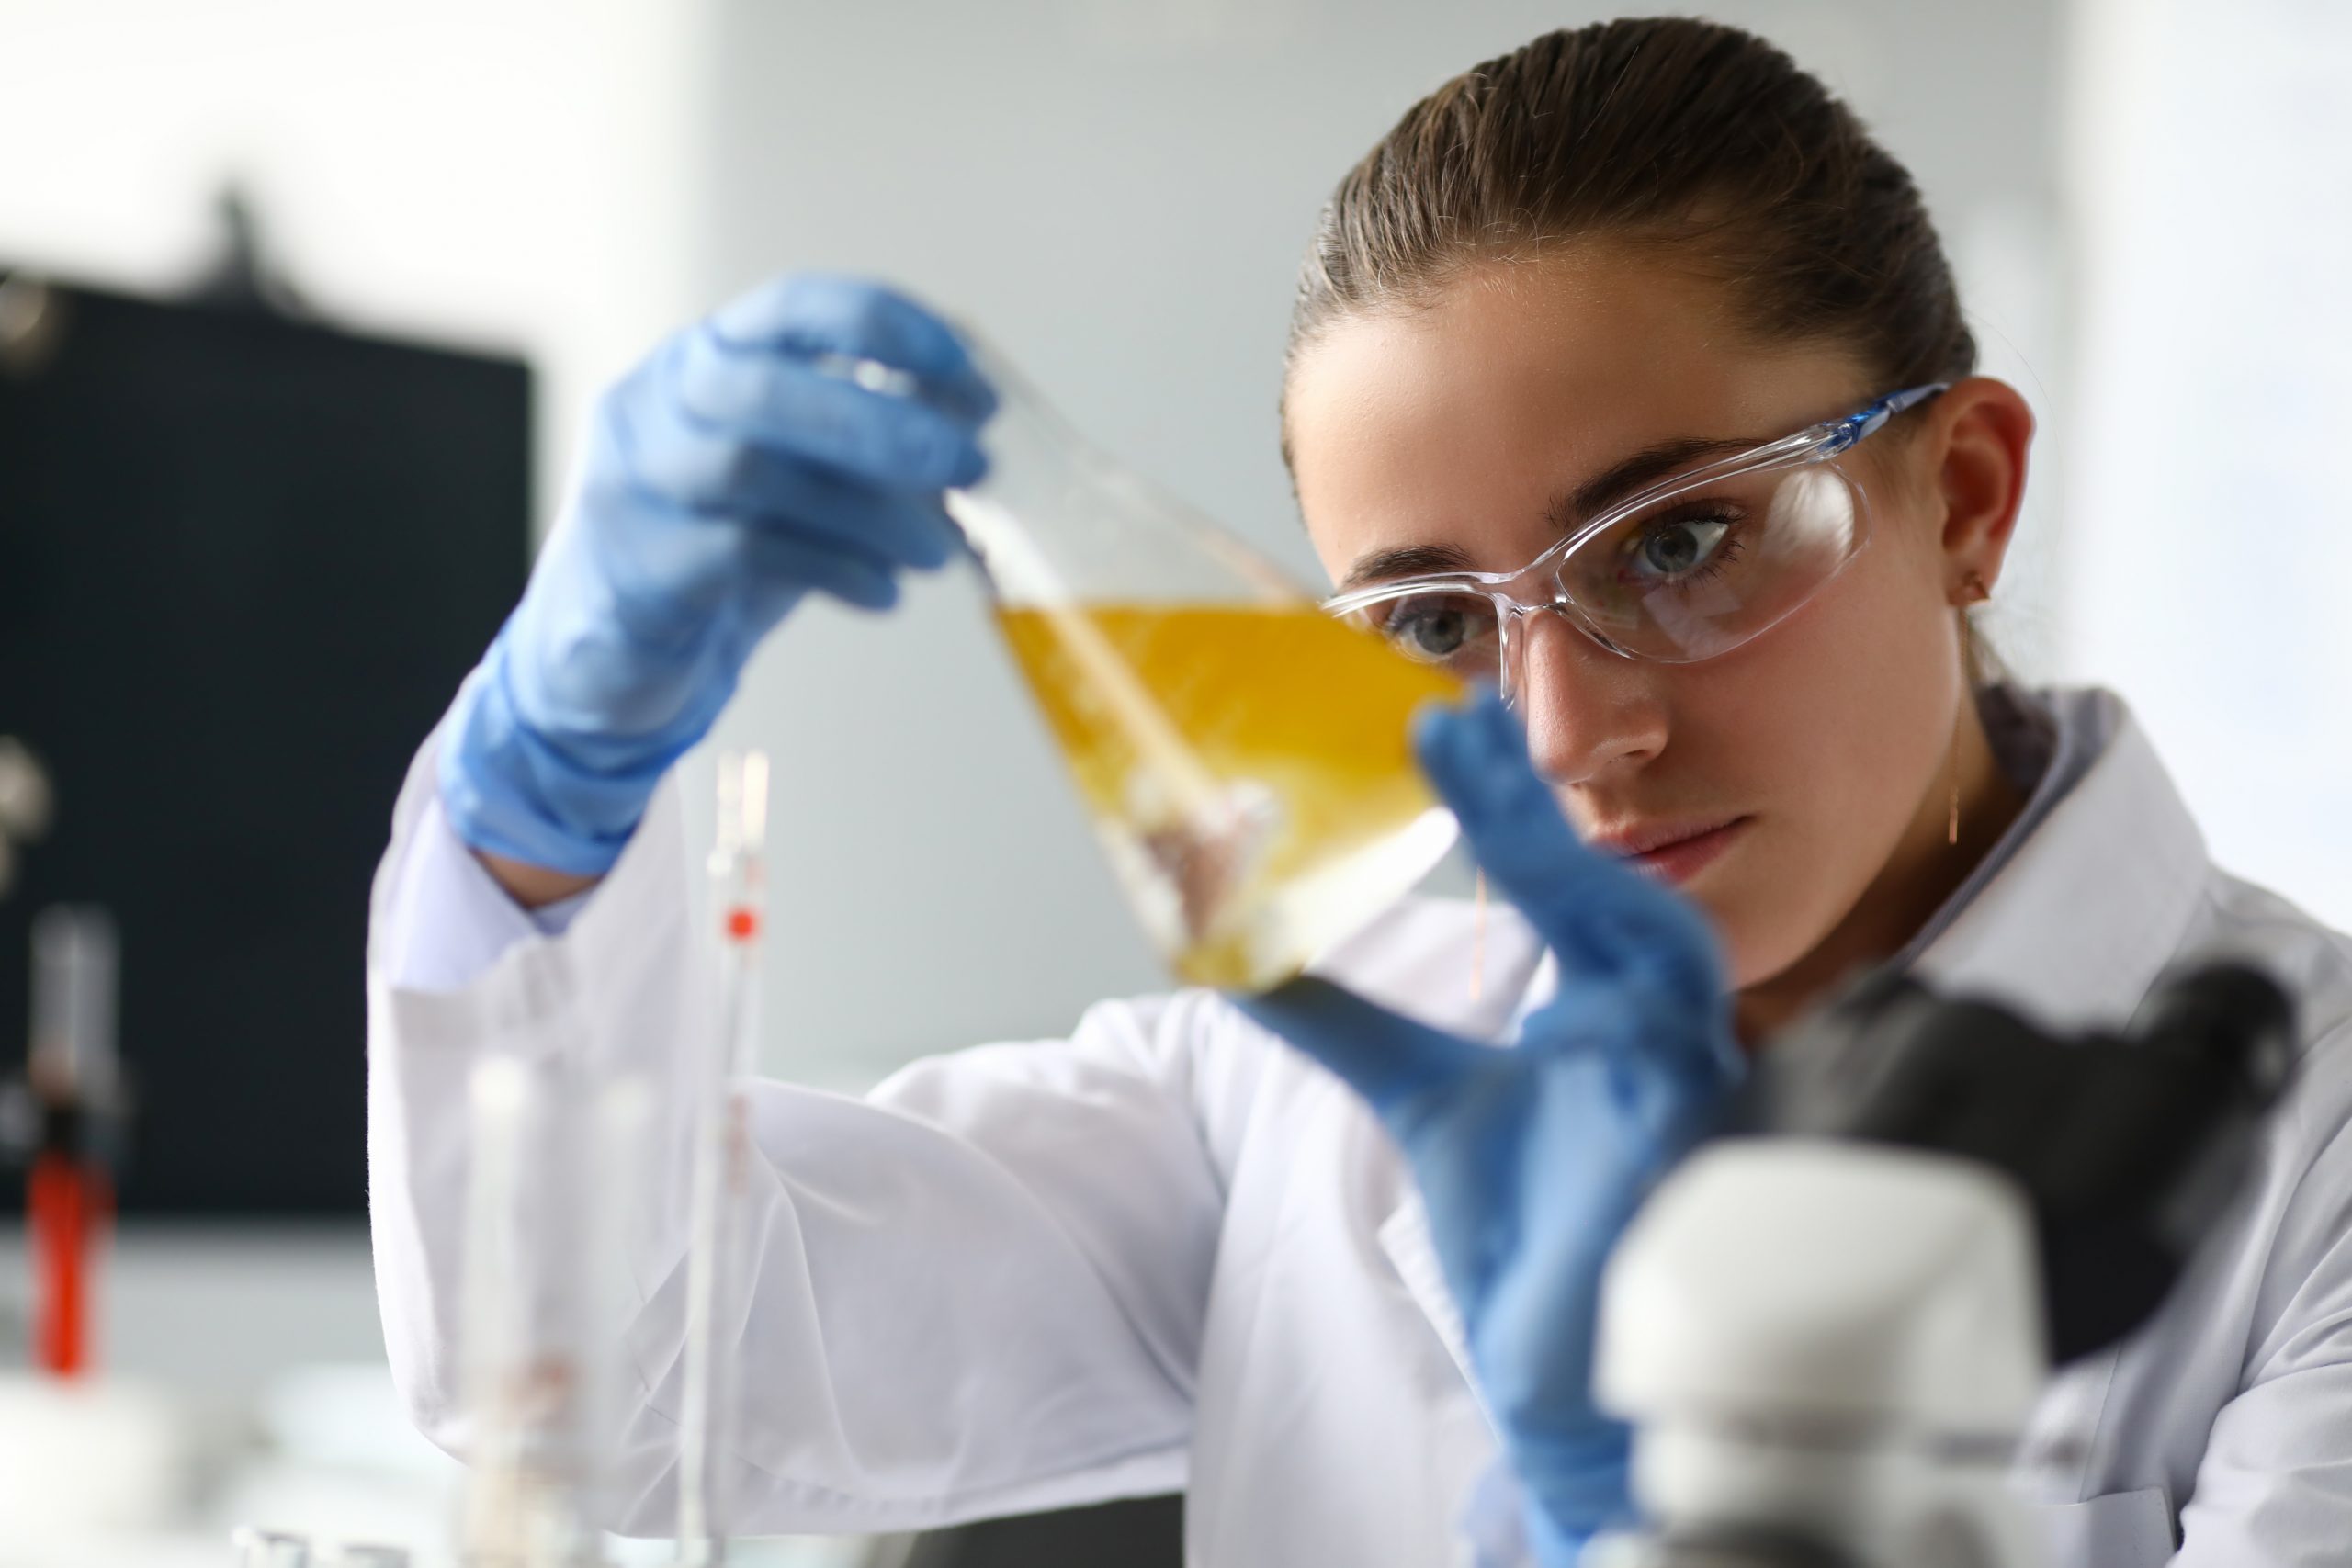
left=1711, top=917, right=1780, bottom=993
left=1692, top=868, right=1828, bottom=996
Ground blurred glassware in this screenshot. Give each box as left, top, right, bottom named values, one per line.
left=937, top=344, right=1463, bottom=991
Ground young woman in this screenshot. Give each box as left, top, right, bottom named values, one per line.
left=371, top=18, right=2352, bottom=1566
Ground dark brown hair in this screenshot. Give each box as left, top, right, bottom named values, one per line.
left=1285, top=17, right=1975, bottom=408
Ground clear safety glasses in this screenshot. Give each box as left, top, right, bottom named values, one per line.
left=1322, top=384, right=1947, bottom=698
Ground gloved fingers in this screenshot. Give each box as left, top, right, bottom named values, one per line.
left=618, top=410, right=961, bottom=571
left=672, top=327, right=989, bottom=491
left=743, top=469, right=961, bottom=572
left=712, top=273, right=969, bottom=376
left=1517, top=1444, right=1635, bottom=1565
left=1415, top=693, right=1724, bottom=1006
left=1532, top=978, right=1742, bottom=1107
left=1476, top=1225, right=1615, bottom=1413
left=1624, top=984, right=1746, bottom=1121
left=735, top=528, right=901, bottom=612
left=708, top=274, right=999, bottom=423
left=1233, top=976, right=1476, bottom=1122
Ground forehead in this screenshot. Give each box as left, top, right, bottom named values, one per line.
left=1284, top=253, right=1867, bottom=578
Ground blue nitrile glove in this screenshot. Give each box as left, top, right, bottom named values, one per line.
left=1237, top=691, right=1743, bottom=1565
left=440, top=275, right=994, bottom=874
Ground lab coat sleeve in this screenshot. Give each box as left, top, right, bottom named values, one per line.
left=378, top=791, right=591, bottom=990
left=367, top=729, right=1218, bottom=1536
left=2172, top=1022, right=2352, bottom=1564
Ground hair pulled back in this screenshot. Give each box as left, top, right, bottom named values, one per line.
left=1287, top=17, right=1975, bottom=400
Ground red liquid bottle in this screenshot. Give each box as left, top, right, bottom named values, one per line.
left=12, top=908, right=124, bottom=1380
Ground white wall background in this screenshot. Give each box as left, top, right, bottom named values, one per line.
left=2058, top=0, right=2352, bottom=931
left=693, top=0, right=2073, bottom=1084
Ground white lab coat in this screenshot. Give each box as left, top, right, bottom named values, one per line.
left=368, top=688, right=2352, bottom=1567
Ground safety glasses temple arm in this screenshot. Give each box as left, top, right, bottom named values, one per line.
left=1827, top=381, right=1951, bottom=452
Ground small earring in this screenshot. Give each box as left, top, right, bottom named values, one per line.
left=1947, top=575, right=1985, bottom=848
left=1946, top=684, right=1967, bottom=847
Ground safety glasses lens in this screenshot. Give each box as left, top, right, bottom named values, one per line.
left=1556, top=464, right=1862, bottom=660
left=1340, top=591, right=1505, bottom=686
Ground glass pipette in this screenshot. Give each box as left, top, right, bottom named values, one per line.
left=674, top=750, right=770, bottom=1565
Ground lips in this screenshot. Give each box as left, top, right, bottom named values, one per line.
left=1587, top=814, right=1751, bottom=886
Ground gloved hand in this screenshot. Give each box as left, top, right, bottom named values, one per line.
left=1236, top=692, right=1742, bottom=1565
left=440, top=275, right=994, bottom=874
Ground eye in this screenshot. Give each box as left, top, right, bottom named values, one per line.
left=1628, top=514, right=1736, bottom=583
left=1377, top=592, right=1498, bottom=665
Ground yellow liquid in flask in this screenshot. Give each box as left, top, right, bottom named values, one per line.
left=996, top=602, right=1464, bottom=990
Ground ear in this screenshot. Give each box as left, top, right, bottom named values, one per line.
left=1919, top=377, right=2035, bottom=597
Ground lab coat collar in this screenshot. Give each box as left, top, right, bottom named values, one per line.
left=1907, top=688, right=2211, bottom=1033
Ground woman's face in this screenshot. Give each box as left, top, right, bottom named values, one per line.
left=1284, top=254, right=1978, bottom=990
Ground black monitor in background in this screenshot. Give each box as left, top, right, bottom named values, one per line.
left=0, top=274, right=530, bottom=1216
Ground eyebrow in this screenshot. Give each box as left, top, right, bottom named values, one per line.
left=1550, top=434, right=1760, bottom=529
left=1334, top=430, right=1764, bottom=594
left=1335, top=542, right=1476, bottom=594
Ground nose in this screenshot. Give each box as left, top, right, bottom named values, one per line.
left=1512, top=609, right=1670, bottom=785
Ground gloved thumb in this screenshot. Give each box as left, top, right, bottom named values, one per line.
left=1235, top=976, right=1476, bottom=1124
left=1417, top=692, right=1724, bottom=1007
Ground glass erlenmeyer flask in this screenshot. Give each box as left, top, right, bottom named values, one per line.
left=944, top=344, right=1464, bottom=992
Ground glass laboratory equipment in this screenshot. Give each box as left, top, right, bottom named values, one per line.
left=458, top=1056, right=578, bottom=1567
left=230, top=1527, right=314, bottom=1568
left=458, top=1055, right=647, bottom=1568
left=11, top=907, right=126, bottom=1379
left=673, top=751, right=770, bottom=1565
left=946, top=345, right=1464, bottom=992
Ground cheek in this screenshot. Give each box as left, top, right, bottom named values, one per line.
left=1671, top=533, right=1959, bottom=983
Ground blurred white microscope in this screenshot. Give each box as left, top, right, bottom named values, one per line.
left=1592, top=964, right=2291, bottom=1568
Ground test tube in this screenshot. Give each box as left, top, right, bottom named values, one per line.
left=335, top=1546, right=413, bottom=1567
left=457, top=1053, right=648, bottom=1568
left=229, top=1527, right=312, bottom=1568
left=458, top=1056, right=605, bottom=1567
left=26, top=906, right=119, bottom=1378
left=30, top=905, right=117, bottom=1111
left=458, top=1055, right=535, bottom=1564
left=673, top=751, right=771, bottom=1565
left=577, top=1075, right=651, bottom=1538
